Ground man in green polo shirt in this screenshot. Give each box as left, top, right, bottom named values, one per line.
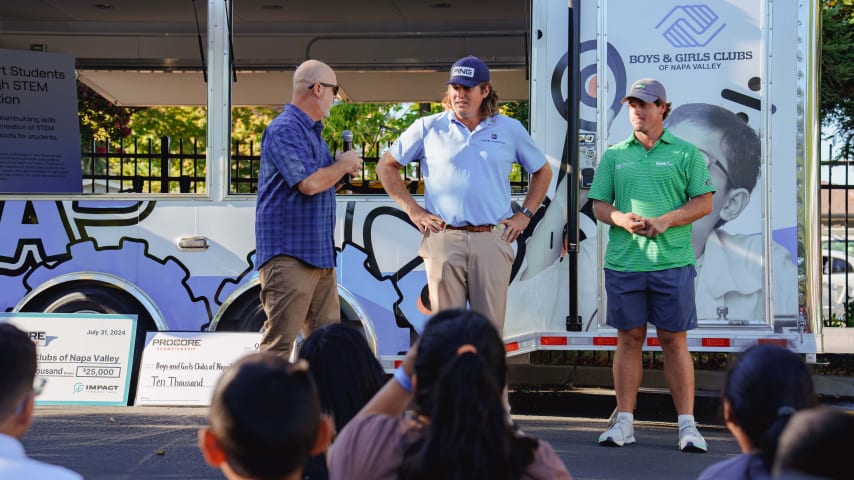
left=588, top=78, right=714, bottom=453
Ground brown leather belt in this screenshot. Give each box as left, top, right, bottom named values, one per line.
left=443, top=224, right=495, bottom=233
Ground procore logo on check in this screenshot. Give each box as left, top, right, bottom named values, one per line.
left=655, top=4, right=726, bottom=48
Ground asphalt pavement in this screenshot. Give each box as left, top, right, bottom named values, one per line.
left=22, top=390, right=742, bottom=480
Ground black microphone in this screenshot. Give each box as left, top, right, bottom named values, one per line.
left=339, top=130, right=354, bottom=186
left=342, top=130, right=353, bottom=152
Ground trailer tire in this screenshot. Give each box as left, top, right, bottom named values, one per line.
left=219, top=292, right=367, bottom=341
left=237, top=300, right=266, bottom=332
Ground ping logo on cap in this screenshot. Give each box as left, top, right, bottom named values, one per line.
left=451, top=66, right=476, bottom=78
left=633, top=82, right=649, bottom=89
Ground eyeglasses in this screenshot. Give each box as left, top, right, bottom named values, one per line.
left=700, top=147, right=737, bottom=188
left=707, top=158, right=738, bottom=188
left=309, top=82, right=339, bottom=96
left=14, top=377, right=47, bottom=415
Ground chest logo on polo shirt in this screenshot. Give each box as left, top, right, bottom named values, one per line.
left=656, top=161, right=674, bottom=167
left=480, top=133, right=506, bottom=144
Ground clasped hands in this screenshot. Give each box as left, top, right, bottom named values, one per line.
left=623, top=212, right=665, bottom=238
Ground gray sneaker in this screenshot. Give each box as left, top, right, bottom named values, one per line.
left=678, top=422, right=708, bottom=452
left=599, top=416, right=636, bottom=447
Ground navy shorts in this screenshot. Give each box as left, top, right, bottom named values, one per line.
left=604, top=265, right=698, bottom=332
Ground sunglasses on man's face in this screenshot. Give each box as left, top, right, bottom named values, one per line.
left=309, top=82, right=339, bottom=96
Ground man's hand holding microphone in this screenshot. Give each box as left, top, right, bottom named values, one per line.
left=335, top=129, right=362, bottom=183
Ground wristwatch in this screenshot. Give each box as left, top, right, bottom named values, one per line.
left=520, top=207, right=534, bottom=218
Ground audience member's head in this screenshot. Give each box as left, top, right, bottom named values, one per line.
left=665, top=103, right=761, bottom=255
left=298, top=323, right=386, bottom=433
left=773, top=407, right=854, bottom=480
left=198, top=352, right=333, bottom=480
left=401, top=308, right=537, bottom=479
left=0, top=323, right=38, bottom=438
left=298, top=323, right=386, bottom=479
left=722, top=344, right=816, bottom=471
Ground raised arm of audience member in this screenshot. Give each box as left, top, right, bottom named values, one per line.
left=328, top=308, right=572, bottom=480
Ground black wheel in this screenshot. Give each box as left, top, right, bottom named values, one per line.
left=213, top=287, right=266, bottom=332
left=218, top=291, right=369, bottom=344
left=237, top=300, right=266, bottom=332
left=21, top=283, right=157, bottom=406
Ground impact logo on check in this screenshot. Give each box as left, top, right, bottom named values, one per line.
left=655, top=4, right=726, bottom=48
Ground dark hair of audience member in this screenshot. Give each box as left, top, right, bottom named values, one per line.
left=298, top=323, right=386, bottom=433
left=208, top=353, right=321, bottom=479
left=299, top=323, right=386, bottom=479
left=0, top=323, right=37, bottom=420
left=399, top=309, right=538, bottom=480
left=773, top=406, right=854, bottom=480
left=722, top=344, right=816, bottom=471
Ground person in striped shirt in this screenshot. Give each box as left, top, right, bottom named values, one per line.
left=587, top=78, right=714, bottom=453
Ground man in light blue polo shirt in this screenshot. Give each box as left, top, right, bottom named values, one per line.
left=377, top=56, right=552, bottom=332
left=588, top=78, right=714, bottom=453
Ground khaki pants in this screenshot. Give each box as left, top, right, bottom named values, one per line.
left=258, top=255, right=340, bottom=359
left=419, top=228, right=514, bottom=333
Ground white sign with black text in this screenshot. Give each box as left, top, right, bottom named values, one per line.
left=135, top=331, right=261, bottom=406
left=0, top=312, right=136, bottom=406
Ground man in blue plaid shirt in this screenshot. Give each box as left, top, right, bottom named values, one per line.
left=255, top=59, right=362, bottom=359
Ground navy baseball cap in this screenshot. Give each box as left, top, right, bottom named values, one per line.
left=622, top=78, right=667, bottom=103
left=447, top=56, right=490, bottom=87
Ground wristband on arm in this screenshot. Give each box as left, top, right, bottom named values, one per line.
left=393, top=365, right=414, bottom=393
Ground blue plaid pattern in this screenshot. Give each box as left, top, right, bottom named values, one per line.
left=255, top=104, right=336, bottom=269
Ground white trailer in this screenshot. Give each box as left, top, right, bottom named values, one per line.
left=0, top=0, right=828, bottom=374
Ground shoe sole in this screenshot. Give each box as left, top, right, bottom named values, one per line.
left=679, top=442, right=707, bottom=453
left=599, top=436, right=636, bottom=447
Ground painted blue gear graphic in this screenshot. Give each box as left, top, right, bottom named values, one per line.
left=23, top=238, right=210, bottom=330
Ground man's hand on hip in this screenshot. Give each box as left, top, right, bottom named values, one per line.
left=500, top=212, right=531, bottom=243
left=408, top=207, right=444, bottom=235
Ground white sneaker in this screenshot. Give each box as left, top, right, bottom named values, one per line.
left=678, top=422, right=708, bottom=452
left=598, top=416, right=635, bottom=447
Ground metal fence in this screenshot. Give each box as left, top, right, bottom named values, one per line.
left=82, top=136, right=530, bottom=195
left=821, top=148, right=854, bottom=327
left=83, top=137, right=206, bottom=194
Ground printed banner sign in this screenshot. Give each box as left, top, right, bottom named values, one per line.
left=0, top=48, right=82, bottom=193
left=135, top=331, right=261, bottom=406
left=0, top=313, right=136, bottom=406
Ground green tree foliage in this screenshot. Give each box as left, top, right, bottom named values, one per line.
left=77, top=82, right=140, bottom=144
left=500, top=101, right=530, bottom=131
left=320, top=102, right=426, bottom=158
left=822, top=0, right=854, bottom=140
left=129, top=107, right=206, bottom=145
left=77, top=80, right=530, bottom=192
left=232, top=106, right=281, bottom=153
left=128, top=105, right=280, bottom=149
